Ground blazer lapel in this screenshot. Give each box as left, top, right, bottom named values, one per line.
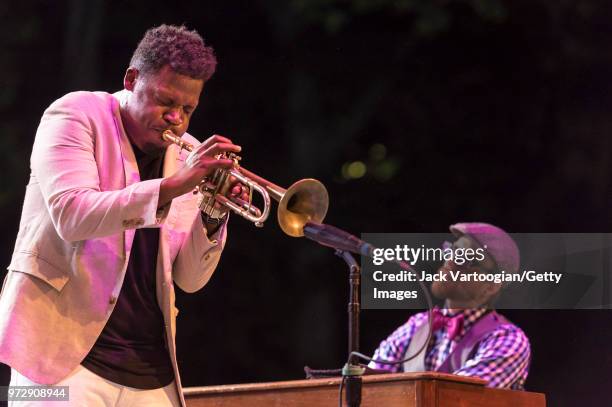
left=111, top=90, right=141, bottom=188
left=157, top=143, right=181, bottom=308
left=110, top=93, right=140, bottom=258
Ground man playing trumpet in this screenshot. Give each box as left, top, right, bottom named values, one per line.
left=0, top=24, right=244, bottom=406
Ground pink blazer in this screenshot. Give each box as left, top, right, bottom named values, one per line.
left=0, top=90, right=227, bottom=406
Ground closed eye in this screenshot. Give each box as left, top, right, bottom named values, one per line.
left=158, top=97, right=173, bottom=106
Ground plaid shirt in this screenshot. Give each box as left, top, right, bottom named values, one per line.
left=368, top=308, right=531, bottom=390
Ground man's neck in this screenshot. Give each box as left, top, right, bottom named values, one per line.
left=118, top=96, right=138, bottom=147
left=445, top=299, right=489, bottom=311
left=119, top=101, right=164, bottom=156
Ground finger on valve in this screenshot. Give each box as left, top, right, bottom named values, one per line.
left=201, top=134, right=233, bottom=149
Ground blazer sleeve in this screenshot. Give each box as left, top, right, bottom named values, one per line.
left=172, top=215, right=228, bottom=293
left=31, top=92, right=167, bottom=242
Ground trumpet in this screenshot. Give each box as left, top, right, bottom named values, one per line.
left=162, top=130, right=329, bottom=237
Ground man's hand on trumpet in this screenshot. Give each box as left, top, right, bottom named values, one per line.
left=228, top=182, right=252, bottom=207
left=158, top=134, right=241, bottom=208
left=199, top=176, right=253, bottom=216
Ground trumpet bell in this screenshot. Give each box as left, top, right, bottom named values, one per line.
left=278, top=179, right=329, bottom=237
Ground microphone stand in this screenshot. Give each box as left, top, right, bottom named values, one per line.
left=302, top=222, right=369, bottom=406
left=336, top=250, right=363, bottom=407
left=302, top=221, right=435, bottom=406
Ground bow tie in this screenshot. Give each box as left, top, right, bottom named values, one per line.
left=431, top=308, right=464, bottom=341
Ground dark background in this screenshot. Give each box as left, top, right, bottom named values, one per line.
left=1, top=1, right=611, bottom=405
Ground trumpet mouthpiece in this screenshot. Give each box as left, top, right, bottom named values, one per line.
left=161, top=130, right=193, bottom=152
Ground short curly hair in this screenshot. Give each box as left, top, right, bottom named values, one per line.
left=129, top=24, right=217, bottom=81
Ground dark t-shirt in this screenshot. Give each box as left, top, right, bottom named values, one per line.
left=81, top=145, right=174, bottom=389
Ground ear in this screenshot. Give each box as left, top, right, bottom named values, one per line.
left=124, top=67, right=139, bottom=91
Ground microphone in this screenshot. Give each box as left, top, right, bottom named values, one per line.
left=302, top=222, right=375, bottom=257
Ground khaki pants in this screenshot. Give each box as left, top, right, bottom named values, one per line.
left=9, top=365, right=180, bottom=407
